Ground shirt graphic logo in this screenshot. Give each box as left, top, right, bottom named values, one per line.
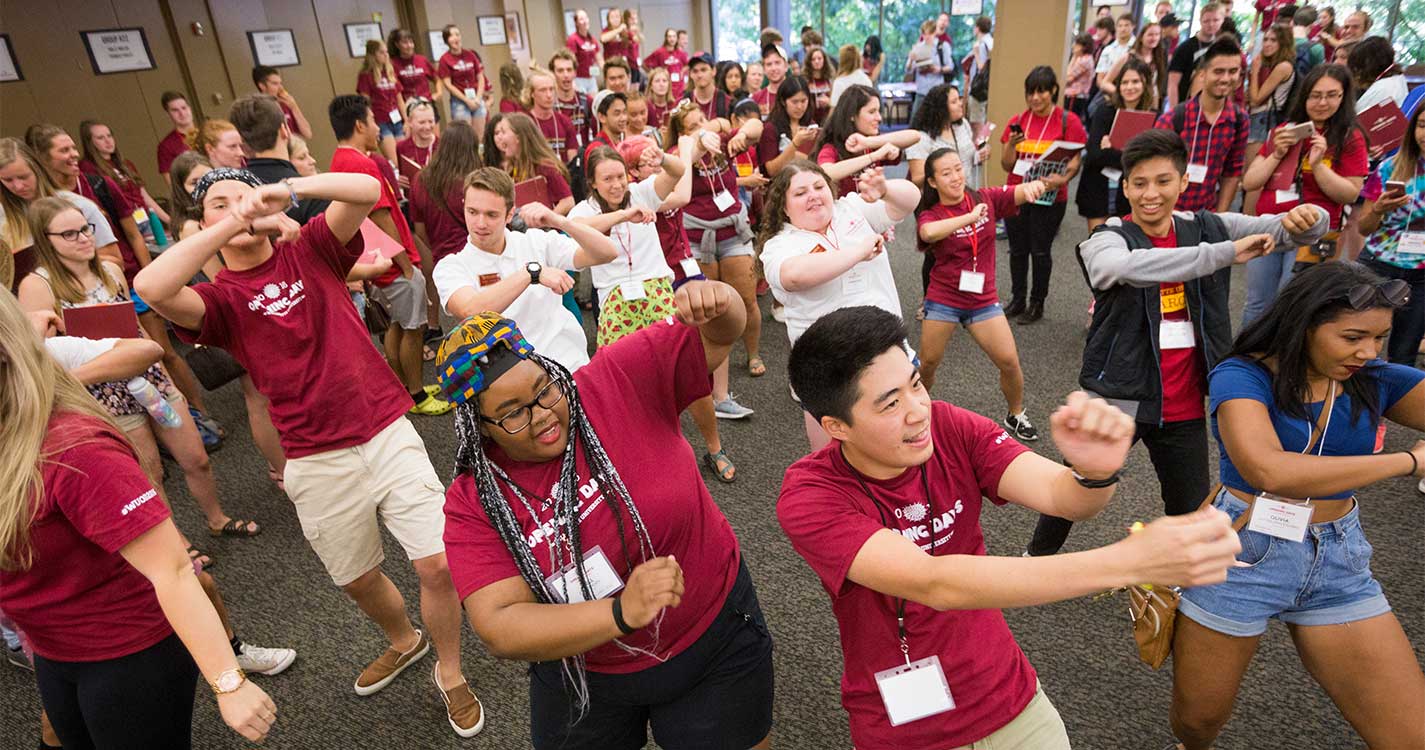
left=247, top=279, right=307, bottom=317
left=525, top=476, right=605, bottom=548
left=897, top=502, right=928, bottom=522
left=120, top=488, right=157, bottom=516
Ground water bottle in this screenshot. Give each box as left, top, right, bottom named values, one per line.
left=131, top=207, right=155, bottom=245
left=126, top=377, right=182, bottom=428
left=148, top=209, right=169, bottom=248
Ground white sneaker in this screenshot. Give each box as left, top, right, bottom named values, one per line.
left=236, top=642, right=297, bottom=676
left=770, top=304, right=786, bottom=323
left=1418, top=477, right=1424, bottom=495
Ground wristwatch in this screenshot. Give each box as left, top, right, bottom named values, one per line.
left=526, top=261, right=542, bottom=286
left=211, top=667, right=247, bottom=695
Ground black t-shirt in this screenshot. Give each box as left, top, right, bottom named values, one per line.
left=245, top=158, right=330, bottom=226
left=1168, top=36, right=1209, bottom=103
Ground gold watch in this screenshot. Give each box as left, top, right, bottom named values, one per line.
left=211, top=667, right=247, bottom=695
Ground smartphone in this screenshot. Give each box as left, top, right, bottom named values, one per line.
left=1285, top=122, right=1315, bottom=140
left=1009, top=123, right=1024, bottom=137
left=1383, top=180, right=1407, bottom=197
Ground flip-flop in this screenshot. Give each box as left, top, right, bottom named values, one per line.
left=209, top=518, right=261, bottom=538
left=187, top=545, right=213, bottom=570
left=702, top=450, right=737, bottom=484
left=747, top=357, right=767, bottom=378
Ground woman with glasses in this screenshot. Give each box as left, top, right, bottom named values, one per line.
left=1169, top=261, right=1424, bottom=750
left=438, top=301, right=773, bottom=750
left=1242, top=65, right=1368, bottom=325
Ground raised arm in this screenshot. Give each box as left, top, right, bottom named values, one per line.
left=652, top=140, right=689, bottom=202
left=821, top=143, right=898, bottom=184
left=660, top=135, right=696, bottom=211
left=522, top=203, right=618, bottom=268
left=776, top=232, right=884, bottom=291
left=69, top=338, right=164, bottom=385
left=918, top=204, right=985, bottom=244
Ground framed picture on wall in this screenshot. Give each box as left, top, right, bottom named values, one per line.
left=0, top=34, right=21, bottom=82
left=477, top=16, right=507, bottom=46
left=80, top=28, right=156, bottom=75
left=950, top=0, right=983, bottom=15
left=598, top=8, right=614, bottom=26
left=343, top=22, right=382, bottom=58
left=505, top=12, right=525, bottom=52
left=428, top=29, right=449, bottom=61
left=247, top=29, right=300, bottom=67
left=564, top=12, right=576, bottom=37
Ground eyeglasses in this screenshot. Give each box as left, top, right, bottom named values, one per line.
left=1347, top=279, right=1411, bottom=309
left=1307, top=91, right=1344, bottom=103
left=45, top=224, right=95, bottom=243
left=480, top=379, right=565, bottom=434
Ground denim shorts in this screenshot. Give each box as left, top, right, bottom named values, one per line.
left=695, top=237, right=755, bottom=265
left=1248, top=110, right=1277, bottom=143
left=1178, top=490, right=1390, bottom=638
left=923, top=299, right=1004, bottom=326
left=450, top=97, right=487, bottom=122
left=379, top=120, right=405, bottom=140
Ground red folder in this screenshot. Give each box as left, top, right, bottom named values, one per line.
left=1358, top=100, right=1407, bottom=154
left=1266, top=141, right=1304, bottom=193
left=356, top=219, right=408, bottom=264
left=514, top=176, right=550, bottom=209
left=1108, top=109, right=1158, bottom=150
left=62, top=301, right=138, bottom=340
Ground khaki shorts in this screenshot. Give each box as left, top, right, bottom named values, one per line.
left=283, top=417, right=446, bottom=586
left=963, top=683, right=1069, bottom=750
left=375, top=268, right=428, bottom=330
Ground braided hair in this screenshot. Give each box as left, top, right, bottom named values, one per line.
left=450, top=351, right=661, bottom=716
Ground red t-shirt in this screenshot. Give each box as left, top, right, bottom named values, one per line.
left=752, top=87, right=775, bottom=113
left=80, top=158, right=145, bottom=211
left=409, top=177, right=467, bottom=264
left=533, top=110, right=578, bottom=159
left=646, top=98, right=675, bottom=131
left=443, top=320, right=739, bottom=674
left=643, top=49, right=688, bottom=97
left=278, top=100, right=299, bottom=135
left=777, top=402, right=1037, bottom=749
left=757, top=122, right=815, bottom=172
left=681, top=133, right=741, bottom=245
left=584, top=131, right=622, bottom=161
left=1146, top=229, right=1207, bottom=422
left=330, top=146, right=419, bottom=285
left=357, top=71, right=403, bottom=126
left=1253, top=127, right=1368, bottom=230
left=657, top=205, right=694, bottom=276
left=816, top=143, right=904, bottom=197
left=998, top=107, right=1088, bottom=204
left=175, top=215, right=412, bottom=457
left=394, top=53, right=437, bottom=99
left=0, top=412, right=173, bottom=662
left=396, top=136, right=437, bottom=191
left=499, top=98, right=525, bottom=114
left=918, top=187, right=1020, bottom=309
left=566, top=33, right=601, bottom=77
left=807, top=78, right=833, bottom=122
left=438, top=50, right=483, bottom=92
left=533, top=163, right=573, bottom=207
left=156, top=129, right=189, bottom=175
left=554, top=92, right=593, bottom=150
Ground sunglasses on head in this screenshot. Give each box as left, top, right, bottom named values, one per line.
left=1346, top=279, right=1411, bottom=310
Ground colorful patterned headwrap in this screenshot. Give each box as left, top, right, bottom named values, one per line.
left=436, top=313, right=537, bottom=404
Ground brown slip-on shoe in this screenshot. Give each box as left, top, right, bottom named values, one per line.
left=354, top=630, right=430, bottom=696
left=433, top=661, right=485, bottom=738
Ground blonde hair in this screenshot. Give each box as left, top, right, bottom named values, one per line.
left=362, top=39, right=395, bottom=81
left=186, top=119, right=237, bottom=157
left=0, top=138, right=62, bottom=250
left=837, top=44, right=862, bottom=77
left=646, top=68, right=672, bottom=103
left=496, top=112, right=570, bottom=182
left=27, top=197, right=121, bottom=309
left=0, top=237, right=12, bottom=289
left=0, top=287, right=123, bottom=571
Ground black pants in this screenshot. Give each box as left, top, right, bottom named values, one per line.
left=1362, top=256, right=1425, bottom=366
left=921, top=247, right=935, bottom=295
left=1004, top=201, right=1068, bottom=305
left=1028, top=418, right=1210, bottom=556
left=35, top=633, right=198, bottom=750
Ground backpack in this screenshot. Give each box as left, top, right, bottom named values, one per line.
left=970, top=57, right=991, bottom=101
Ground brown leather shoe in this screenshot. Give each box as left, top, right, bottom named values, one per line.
left=354, top=630, right=430, bottom=696
left=433, top=661, right=485, bottom=737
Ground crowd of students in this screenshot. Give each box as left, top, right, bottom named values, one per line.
left=1, top=2, right=1423, bottom=749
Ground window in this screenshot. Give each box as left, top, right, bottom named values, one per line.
left=821, top=0, right=882, bottom=65
left=882, top=0, right=947, bottom=85
left=713, top=0, right=765, bottom=63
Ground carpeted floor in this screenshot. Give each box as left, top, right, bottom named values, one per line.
left=3, top=179, right=1421, bottom=750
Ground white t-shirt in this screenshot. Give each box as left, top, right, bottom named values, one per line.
left=0, top=191, right=117, bottom=248
left=761, top=194, right=902, bottom=345
left=567, top=174, right=673, bottom=303
left=432, top=228, right=590, bottom=372
left=1096, top=39, right=1133, bottom=74
left=831, top=70, right=875, bottom=108
left=1356, top=75, right=1409, bottom=114
left=45, top=336, right=119, bottom=370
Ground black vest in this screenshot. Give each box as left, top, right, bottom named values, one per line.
left=1076, top=211, right=1234, bottom=425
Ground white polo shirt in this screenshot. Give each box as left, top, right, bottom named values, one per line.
left=432, top=228, right=590, bottom=372
left=761, top=194, right=902, bottom=345
left=568, top=174, right=673, bottom=304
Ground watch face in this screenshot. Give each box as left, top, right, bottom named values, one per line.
left=216, top=670, right=243, bottom=692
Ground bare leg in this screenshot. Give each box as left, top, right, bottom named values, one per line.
left=1169, top=613, right=1263, bottom=750
left=965, top=315, right=1026, bottom=415
left=140, top=312, right=207, bottom=413
left=197, top=569, right=236, bottom=640
left=1289, top=613, right=1425, bottom=748
left=917, top=319, right=957, bottom=393
left=341, top=566, right=421, bottom=652
left=383, top=323, right=403, bottom=383
left=412, top=553, right=466, bottom=688
left=150, top=406, right=251, bottom=534
left=399, top=327, right=426, bottom=392
left=711, top=358, right=731, bottom=403
left=240, top=375, right=285, bottom=478
left=379, top=136, right=398, bottom=166
left=690, top=396, right=722, bottom=455
left=719, top=255, right=761, bottom=366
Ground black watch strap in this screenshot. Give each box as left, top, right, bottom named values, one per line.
left=611, top=595, right=637, bottom=635
left=1071, top=468, right=1122, bottom=489
left=527, top=262, right=541, bottom=286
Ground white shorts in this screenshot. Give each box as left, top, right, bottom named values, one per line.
left=283, top=417, right=446, bottom=586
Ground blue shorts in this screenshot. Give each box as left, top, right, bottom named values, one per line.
left=450, top=98, right=487, bottom=122
left=129, top=290, right=152, bottom=315
left=378, top=120, right=405, bottom=140
left=923, top=300, right=1004, bottom=326
left=1178, top=490, right=1390, bottom=638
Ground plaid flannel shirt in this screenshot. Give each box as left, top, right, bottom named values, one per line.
left=1155, top=96, right=1249, bottom=212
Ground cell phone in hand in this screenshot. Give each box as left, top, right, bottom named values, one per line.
left=1285, top=122, right=1315, bottom=140
left=1383, top=180, right=1407, bottom=198
left=1009, top=123, right=1024, bottom=137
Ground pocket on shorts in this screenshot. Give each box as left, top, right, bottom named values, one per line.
left=1343, top=527, right=1375, bottom=574
left=1215, top=493, right=1273, bottom=568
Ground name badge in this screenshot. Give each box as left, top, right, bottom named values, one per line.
left=1159, top=319, right=1196, bottom=349
left=1275, top=189, right=1301, bottom=204
left=958, top=270, right=986, bottom=294
left=543, top=546, right=625, bottom=603
left=1012, top=158, right=1034, bottom=177
left=1247, top=497, right=1313, bottom=542
left=464, top=87, right=477, bottom=100
left=1398, top=231, right=1425, bottom=257
left=477, top=272, right=501, bottom=287
left=712, top=190, right=736, bottom=211
left=389, top=108, right=402, bottom=124
left=1186, top=163, right=1208, bottom=183
left=620, top=279, right=647, bottom=301
left=680, top=257, right=701, bottom=277
left=670, top=72, right=681, bottom=82
left=874, top=655, right=956, bottom=727
left=842, top=268, right=869, bottom=295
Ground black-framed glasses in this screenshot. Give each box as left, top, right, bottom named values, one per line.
left=479, top=379, right=565, bottom=434
left=45, top=224, right=96, bottom=243
left=1347, top=279, right=1411, bottom=309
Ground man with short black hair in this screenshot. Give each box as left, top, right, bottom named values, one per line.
left=1155, top=38, right=1249, bottom=213
left=778, top=303, right=1243, bottom=750
left=682, top=54, right=730, bottom=120
left=1160, top=12, right=1182, bottom=57
left=1168, top=2, right=1225, bottom=107
left=157, top=91, right=195, bottom=183
left=1095, top=13, right=1136, bottom=97
left=230, top=94, right=328, bottom=224
left=252, top=65, right=313, bottom=140
left=1025, top=128, right=1328, bottom=557
left=602, top=56, right=632, bottom=94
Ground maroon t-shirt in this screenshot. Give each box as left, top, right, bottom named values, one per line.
left=554, top=92, right=593, bottom=150
left=565, top=33, right=601, bottom=77
left=533, top=110, right=578, bottom=159
left=0, top=412, right=173, bottom=662
left=499, top=98, right=525, bottom=114
left=807, top=78, right=833, bottom=122
left=658, top=204, right=693, bottom=277
left=80, top=159, right=145, bottom=211
left=156, top=129, right=189, bottom=175
left=443, top=321, right=738, bottom=674
left=752, top=87, right=776, bottom=113
left=1254, top=127, right=1369, bottom=230
left=394, top=53, right=437, bottom=99
left=918, top=187, right=1019, bottom=309
left=409, top=177, right=467, bottom=264
left=438, top=49, right=484, bottom=92
left=357, top=71, right=403, bottom=126
left=533, top=163, right=573, bottom=206
left=682, top=132, right=741, bottom=245
left=330, top=146, right=419, bottom=285
left=278, top=100, right=299, bottom=135
left=643, top=48, right=688, bottom=97
left=778, top=402, right=1037, bottom=749
left=174, top=215, right=412, bottom=457
left=646, top=98, right=675, bottom=131
left=396, top=136, right=437, bottom=192
left=756, top=122, right=815, bottom=174
left=816, top=143, right=904, bottom=197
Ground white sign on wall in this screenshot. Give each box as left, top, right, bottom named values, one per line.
left=428, top=30, right=449, bottom=61
left=81, top=28, right=156, bottom=75
left=344, top=22, right=383, bottom=58
left=951, top=0, right=983, bottom=15
left=248, top=29, right=300, bottom=67
left=0, top=34, right=21, bottom=82
left=477, top=16, right=507, bottom=46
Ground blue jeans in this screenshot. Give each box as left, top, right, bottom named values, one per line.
left=1242, top=251, right=1295, bottom=327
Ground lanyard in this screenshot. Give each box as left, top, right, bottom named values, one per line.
left=848, top=456, right=935, bottom=662
left=613, top=221, right=635, bottom=275
left=1188, top=104, right=1217, bottom=166
left=962, top=194, right=980, bottom=271
left=1019, top=109, right=1055, bottom=157
left=1297, top=380, right=1337, bottom=506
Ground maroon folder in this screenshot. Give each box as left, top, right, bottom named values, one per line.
left=1108, top=109, right=1158, bottom=150
left=1266, top=140, right=1305, bottom=193
left=62, top=301, right=138, bottom=340
left=514, top=176, right=550, bottom=209
left=1358, top=100, right=1407, bottom=154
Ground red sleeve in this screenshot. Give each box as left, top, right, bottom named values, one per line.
left=356, top=73, right=373, bottom=98
left=565, top=35, right=579, bottom=54
left=988, top=185, right=1020, bottom=221
left=595, top=317, right=712, bottom=416
left=437, top=55, right=452, bottom=79
left=776, top=462, right=887, bottom=598
left=1337, top=130, right=1369, bottom=177
left=172, top=282, right=232, bottom=347
left=942, top=404, right=1031, bottom=505
left=756, top=125, right=779, bottom=171
left=52, top=428, right=170, bottom=554
left=1065, top=112, right=1088, bottom=143
left=1257, top=135, right=1276, bottom=158
left=815, top=144, right=838, bottom=165
left=443, top=475, right=522, bottom=600
left=541, top=164, right=572, bottom=203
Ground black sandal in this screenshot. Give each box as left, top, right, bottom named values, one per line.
left=209, top=518, right=261, bottom=538
left=187, top=545, right=213, bottom=569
